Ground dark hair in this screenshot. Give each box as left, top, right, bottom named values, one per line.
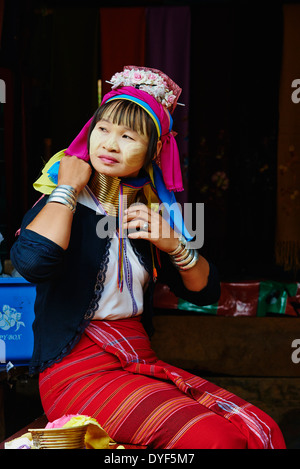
left=88, top=99, right=158, bottom=170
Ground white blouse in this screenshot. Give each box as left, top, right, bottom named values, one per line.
left=78, top=187, right=150, bottom=320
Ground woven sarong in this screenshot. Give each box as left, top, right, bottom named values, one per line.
left=39, top=318, right=285, bottom=449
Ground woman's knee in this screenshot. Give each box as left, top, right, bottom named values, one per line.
left=169, top=416, right=248, bottom=449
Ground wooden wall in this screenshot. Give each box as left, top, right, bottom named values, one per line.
left=151, top=315, right=300, bottom=448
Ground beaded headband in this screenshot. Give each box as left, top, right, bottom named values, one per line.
left=105, top=94, right=163, bottom=138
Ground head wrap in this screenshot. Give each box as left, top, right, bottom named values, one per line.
left=33, top=66, right=192, bottom=241
left=64, top=83, right=183, bottom=192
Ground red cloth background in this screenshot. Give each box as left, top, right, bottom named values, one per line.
left=100, top=8, right=146, bottom=97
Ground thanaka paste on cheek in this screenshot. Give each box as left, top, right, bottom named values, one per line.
left=123, top=141, right=148, bottom=167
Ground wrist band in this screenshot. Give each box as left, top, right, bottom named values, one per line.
left=47, top=185, right=78, bottom=213
left=174, top=250, right=194, bottom=267
left=173, top=248, right=190, bottom=263
left=168, top=235, right=199, bottom=271
left=167, top=235, right=187, bottom=256
left=177, top=249, right=199, bottom=271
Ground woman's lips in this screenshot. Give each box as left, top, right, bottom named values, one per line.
left=99, top=156, right=119, bottom=164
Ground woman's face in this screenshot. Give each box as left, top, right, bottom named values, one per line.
left=89, top=117, right=149, bottom=178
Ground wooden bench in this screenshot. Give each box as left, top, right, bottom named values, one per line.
left=151, top=314, right=300, bottom=448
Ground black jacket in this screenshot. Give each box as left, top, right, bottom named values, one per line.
left=10, top=196, right=220, bottom=374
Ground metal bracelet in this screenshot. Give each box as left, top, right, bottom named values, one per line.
left=56, top=184, right=77, bottom=194
left=172, top=247, right=191, bottom=263
left=52, top=186, right=77, bottom=203
left=47, top=195, right=76, bottom=213
left=167, top=235, right=187, bottom=257
left=178, top=250, right=199, bottom=271
left=173, top=250, right=194, bottom=267
left=47, top=185, right=77, bottom=213
left=52, top=192, right=76, bottom=207
left=54, top=185, right=77, bottom=198
left=172, top=249, right=191, bottom=264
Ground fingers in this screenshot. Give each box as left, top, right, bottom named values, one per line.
left=124, top=203, right=149, bottom=219
left=123, top=204, right=154, bottom=237
left=123, top=203, right=168, bottom=241
left=122, top=203, right=180, bottom=253
left=123, top=221, right=155, bottom=242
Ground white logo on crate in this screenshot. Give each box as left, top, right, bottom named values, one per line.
left=0, top=305, right=25, bottom=331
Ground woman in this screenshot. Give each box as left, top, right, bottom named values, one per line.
left=11, top=66, right=285, bottom=449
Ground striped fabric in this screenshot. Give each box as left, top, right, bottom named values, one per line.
left=39, top=318, right=286, bottom=449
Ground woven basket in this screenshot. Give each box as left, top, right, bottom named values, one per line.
left=29, top=424, right=89, bottom=449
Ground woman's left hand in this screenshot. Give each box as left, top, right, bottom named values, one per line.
left=123, top=203, right=210, bottom=292
left=122, top=203, right=179, bottom=253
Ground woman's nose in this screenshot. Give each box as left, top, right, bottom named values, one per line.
left=103, top=134, right=119, bottom=152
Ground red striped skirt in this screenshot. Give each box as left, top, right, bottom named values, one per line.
left=39, top=318, right=286, bottom=449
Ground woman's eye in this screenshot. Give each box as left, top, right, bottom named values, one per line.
left=96, top=124, right=108, bottom=132
left=123, top=134, right=134, bottom=140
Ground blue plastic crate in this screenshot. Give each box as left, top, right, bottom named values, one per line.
left=0, top=277, right=36, bottom=368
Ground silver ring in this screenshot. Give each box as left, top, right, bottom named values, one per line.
left=142, top=222, right=149, bottom=231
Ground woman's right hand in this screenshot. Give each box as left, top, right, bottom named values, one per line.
left=57, top=155, right=92, bottom=193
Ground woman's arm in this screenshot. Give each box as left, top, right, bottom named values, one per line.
left=10, top=156, right=91, bottom=282
left=26, top=202, right=74, bottom=251
left=177, top=253, right=210, bottom=291
left=157, top=250, right=221, bottom=306
left=10, top=197, right=65, bottom=283
left=26, top=156, right=91, bottom=250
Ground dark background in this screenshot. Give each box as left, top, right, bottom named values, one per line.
left=0, top=0, right=298, bottom=282
left=0, top=1, right=300, bottom=449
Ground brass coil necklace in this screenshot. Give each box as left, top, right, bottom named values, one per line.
left=88, top=171, right=141, bottom=217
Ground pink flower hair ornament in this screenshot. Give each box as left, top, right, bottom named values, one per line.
left=65, top=66, right=185, bottom=192
left=107, top=66, right=183, bottom=113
